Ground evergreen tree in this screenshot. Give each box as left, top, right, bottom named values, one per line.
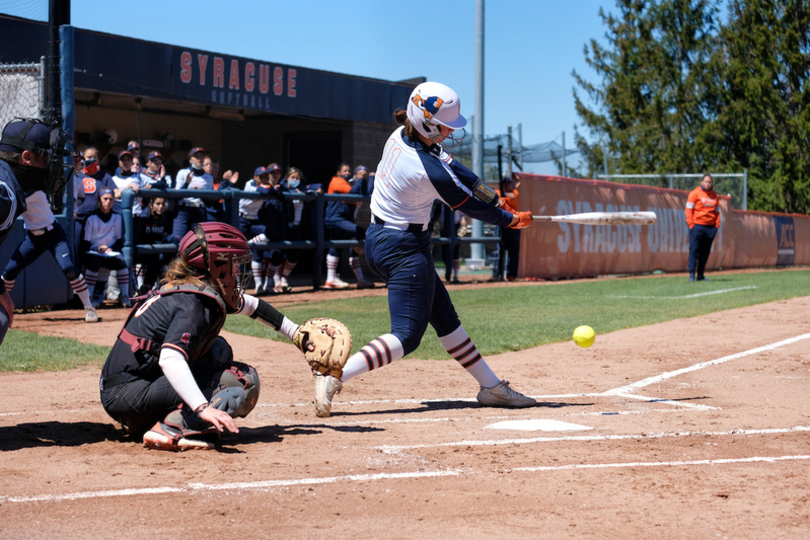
left=571, top=0, right=721, bottom=183
left=717, top=0, right=810, bottom=212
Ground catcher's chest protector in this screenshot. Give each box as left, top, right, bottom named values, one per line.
left=119, top=283, right=228, bottom=362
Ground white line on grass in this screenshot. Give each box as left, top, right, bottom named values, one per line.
left=609, top=285, right=757, bottom=299
left=376, top=425, right=810, bottom=452
left=604, top=332, right=810, bottom=395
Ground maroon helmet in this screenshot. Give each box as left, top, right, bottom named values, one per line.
left=179, top=222, right=251, bottom=312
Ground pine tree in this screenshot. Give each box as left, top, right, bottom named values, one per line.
left=571, top=0, right=722, bottom=182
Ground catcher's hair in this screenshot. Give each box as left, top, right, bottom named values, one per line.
left=393, top=108, right=420, bottom=141
left=161, top=256, right=209, bottom=290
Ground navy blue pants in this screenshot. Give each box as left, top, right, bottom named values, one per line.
left=0, top=302, right=8, bottom=345
left=492, top=228, right=521, bottom=280
left=326, top=218, right=365, bottom=258
left=239, top=217, right=282, bottom=263
left=688, top=224, right=717, bottom=277
left=172, top=206, right=207, bottom=242
left=365, top=223, right=460, bottom=355
left=3, top=223, right=80, bottom=281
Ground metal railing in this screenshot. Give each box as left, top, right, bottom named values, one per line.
left=120, top=188, right=504, bottom=290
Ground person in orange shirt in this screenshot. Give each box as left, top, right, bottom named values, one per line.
left=685, top=174, right=721, bottom=282
left=491, top=176, right=522, bottom=281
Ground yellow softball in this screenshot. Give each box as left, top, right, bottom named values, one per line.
left=573, top=325, right=596, bottom=348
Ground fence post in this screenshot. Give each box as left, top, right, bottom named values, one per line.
left=743, top=169, right=748, bottom=211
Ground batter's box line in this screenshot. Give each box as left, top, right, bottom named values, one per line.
left=605, top=392, right=720, bottom=410
left=376, top=425, right=810, bottom=452
left=509, top=454, right=810, bottom=473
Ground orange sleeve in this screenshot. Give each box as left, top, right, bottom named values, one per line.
left=685, top=188, right=697, bottom=229
left=327, top=176, right=353, bottom=194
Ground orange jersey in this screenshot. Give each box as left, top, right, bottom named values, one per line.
left=327, top=176, right=353, bottom=194
left=685, top=186, right=720, bottom=228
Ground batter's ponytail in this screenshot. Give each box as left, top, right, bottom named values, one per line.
left=394, top=108, right=420, bottom=141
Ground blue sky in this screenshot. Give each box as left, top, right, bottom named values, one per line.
left=3, top=0, right=612, bottom=173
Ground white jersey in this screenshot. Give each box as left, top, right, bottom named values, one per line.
left=371, top=127, right=512, bottom=230
left=21, top=190, right=55, bottom=230
left=112, top=172, right=147, bottom=213
left=84, top=211, right=123, bottom=251
left=174, top=168, right=212, bottom=208
left=239, top=179, right=265, bottom=218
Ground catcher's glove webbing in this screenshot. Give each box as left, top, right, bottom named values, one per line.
left=293, top=318, right=352, bottom=379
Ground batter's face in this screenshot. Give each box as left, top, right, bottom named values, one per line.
left=432, top=125, right=455, bottom=144
left=701, top=176, right=713, bottom=191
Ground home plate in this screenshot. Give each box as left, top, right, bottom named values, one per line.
left=484, top=419, right=593, bottom=432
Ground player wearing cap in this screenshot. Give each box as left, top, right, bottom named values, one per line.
left=111, top=149, right=148, bottom=214
left=0, top=118, right=98, bottom=335
left=172, top=147, right=211, bottom=240
left=81, top=187, right=132, bottom=307
left=100, top=222, right=313, bottom=451
left=310, top=82, right=534, bottom=417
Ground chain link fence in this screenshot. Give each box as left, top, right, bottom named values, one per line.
left=0, top=59, right=45, bottom=126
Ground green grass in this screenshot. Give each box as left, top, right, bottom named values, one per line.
left=5, top=268, right=810, bottom=371
left=224, top=268, right=810, bottom=360
left=0, top=330, right=110, bottom=371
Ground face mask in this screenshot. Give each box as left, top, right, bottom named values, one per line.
left=8, top=161, right=47, bottom=195
left=83, top=159, right=99, bottom=176
left=191, top=162, right=204, bottom=172
left=288, top=179, right=300, bottom=188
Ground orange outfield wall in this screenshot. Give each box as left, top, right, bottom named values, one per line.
left=513, top=173, right=807, bottom=279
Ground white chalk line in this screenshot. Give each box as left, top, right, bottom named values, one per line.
left=512, top=454, right=810, bottom=473
left=0, top=470, right=462, bottom=504
left=605, top=332, right=810, bottom=395
left=609, top=285, right=757, bottom=299
left=376, top=425, right=810, bottom=452
left=4, top=452, right=808, bottom=504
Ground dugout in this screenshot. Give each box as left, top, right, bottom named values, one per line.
left=0, top=14, right=417, bottom=308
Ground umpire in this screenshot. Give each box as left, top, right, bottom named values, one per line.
left=0, top=118, right=76, bottom=344
left=685, top=174, right=721, bottom=282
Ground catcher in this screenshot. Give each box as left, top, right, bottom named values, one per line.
left=100, top=222, right=351, bottom=451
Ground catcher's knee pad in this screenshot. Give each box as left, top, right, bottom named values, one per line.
left=209, top=337, right=234, bottom=365
left=210, top=362, right=260, bottom=418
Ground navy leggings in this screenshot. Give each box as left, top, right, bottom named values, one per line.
left=3, top=223, right=80, bottom=281
left=364, top=223, right=460, bottom=355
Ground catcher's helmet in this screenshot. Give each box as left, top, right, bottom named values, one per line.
left=406, top=81, right=467, bottom=139
left=179, top=222, right=251, bottom=313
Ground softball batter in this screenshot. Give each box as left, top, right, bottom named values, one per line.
left=313, top=81, right=534, bottom=417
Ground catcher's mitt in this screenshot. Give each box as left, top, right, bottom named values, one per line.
left=292, top=318, right=352, bottom=378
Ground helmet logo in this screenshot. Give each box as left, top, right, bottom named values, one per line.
left=215, top=252, right=229, bottom=262
left=412, top=94, right=445, bottom=120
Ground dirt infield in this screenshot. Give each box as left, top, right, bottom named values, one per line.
left=1, top=285, right=809, bottom=539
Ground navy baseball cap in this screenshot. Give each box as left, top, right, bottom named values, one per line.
left=267, top=163, right=281, bottom=173
left=118, top=150, right=133, bottom=159
left=147, top=151, right=163, bottom=162
left=127, top=141, right=140, bottom=151
left=0, top=119, right=52, bottom=154
left=189, top=147, right=206, bottom=157
left=254, top=166, right=268, bottom=176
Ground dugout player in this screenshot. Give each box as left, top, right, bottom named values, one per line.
left=100, top=222, right=309, bottom=451
left=685, top=174, right=721, bottom=282
left=0, top=119, right=98, bottom=337
left=310, top=81, right=535, bottom=417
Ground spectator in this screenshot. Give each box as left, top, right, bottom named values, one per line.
left=111, top=149, right=147, bottom=215
left=133, top=197, right=177, bottom=295
left=491, top=176, right=521, bottom=282
left=142, top=151, right=170, bottom=190
left=172, top=147, right=211, bottom=240
left=435, top=205, right=467, bottom=284
left=246, top=163, right=289, bottom=294
left=203, top=156, right=232, bottom=222
left=74, top=146, right=119, bottom=258
left=685, top=173, right=721, bottom=282
left=81, top=187, right=132, bottom=308
left=324, top=163, right=373, bottom=289
left=239, top=166, right=278, bottom=295
left=272, top=166, right=320, bottom=293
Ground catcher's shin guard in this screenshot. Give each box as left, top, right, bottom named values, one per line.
left=143, top=409, right=220, bottom=451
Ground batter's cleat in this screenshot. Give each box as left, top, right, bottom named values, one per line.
left=142, top=410, right=220, bottom=451
left=323, top=277, right=350, bottom=290
left=689, top=273, right=696, bottom=282
left=314, top=373, right=342, bottom=417
left=696, top=275, right=709, bottom=281
left=476, top=380, right=536, bottom=408
left=84, top=306, right=98, bottom=323
left=356, top=279, right=375, bottom=289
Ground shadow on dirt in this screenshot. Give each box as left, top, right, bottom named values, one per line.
left=221, top=423, right=385, bottom=449
left=325, top=399, right=592, bottom=417
left=0, top=421, right=123, bottom=451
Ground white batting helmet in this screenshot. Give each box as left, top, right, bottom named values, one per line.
left=406, top=82, right=467, bottom=139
